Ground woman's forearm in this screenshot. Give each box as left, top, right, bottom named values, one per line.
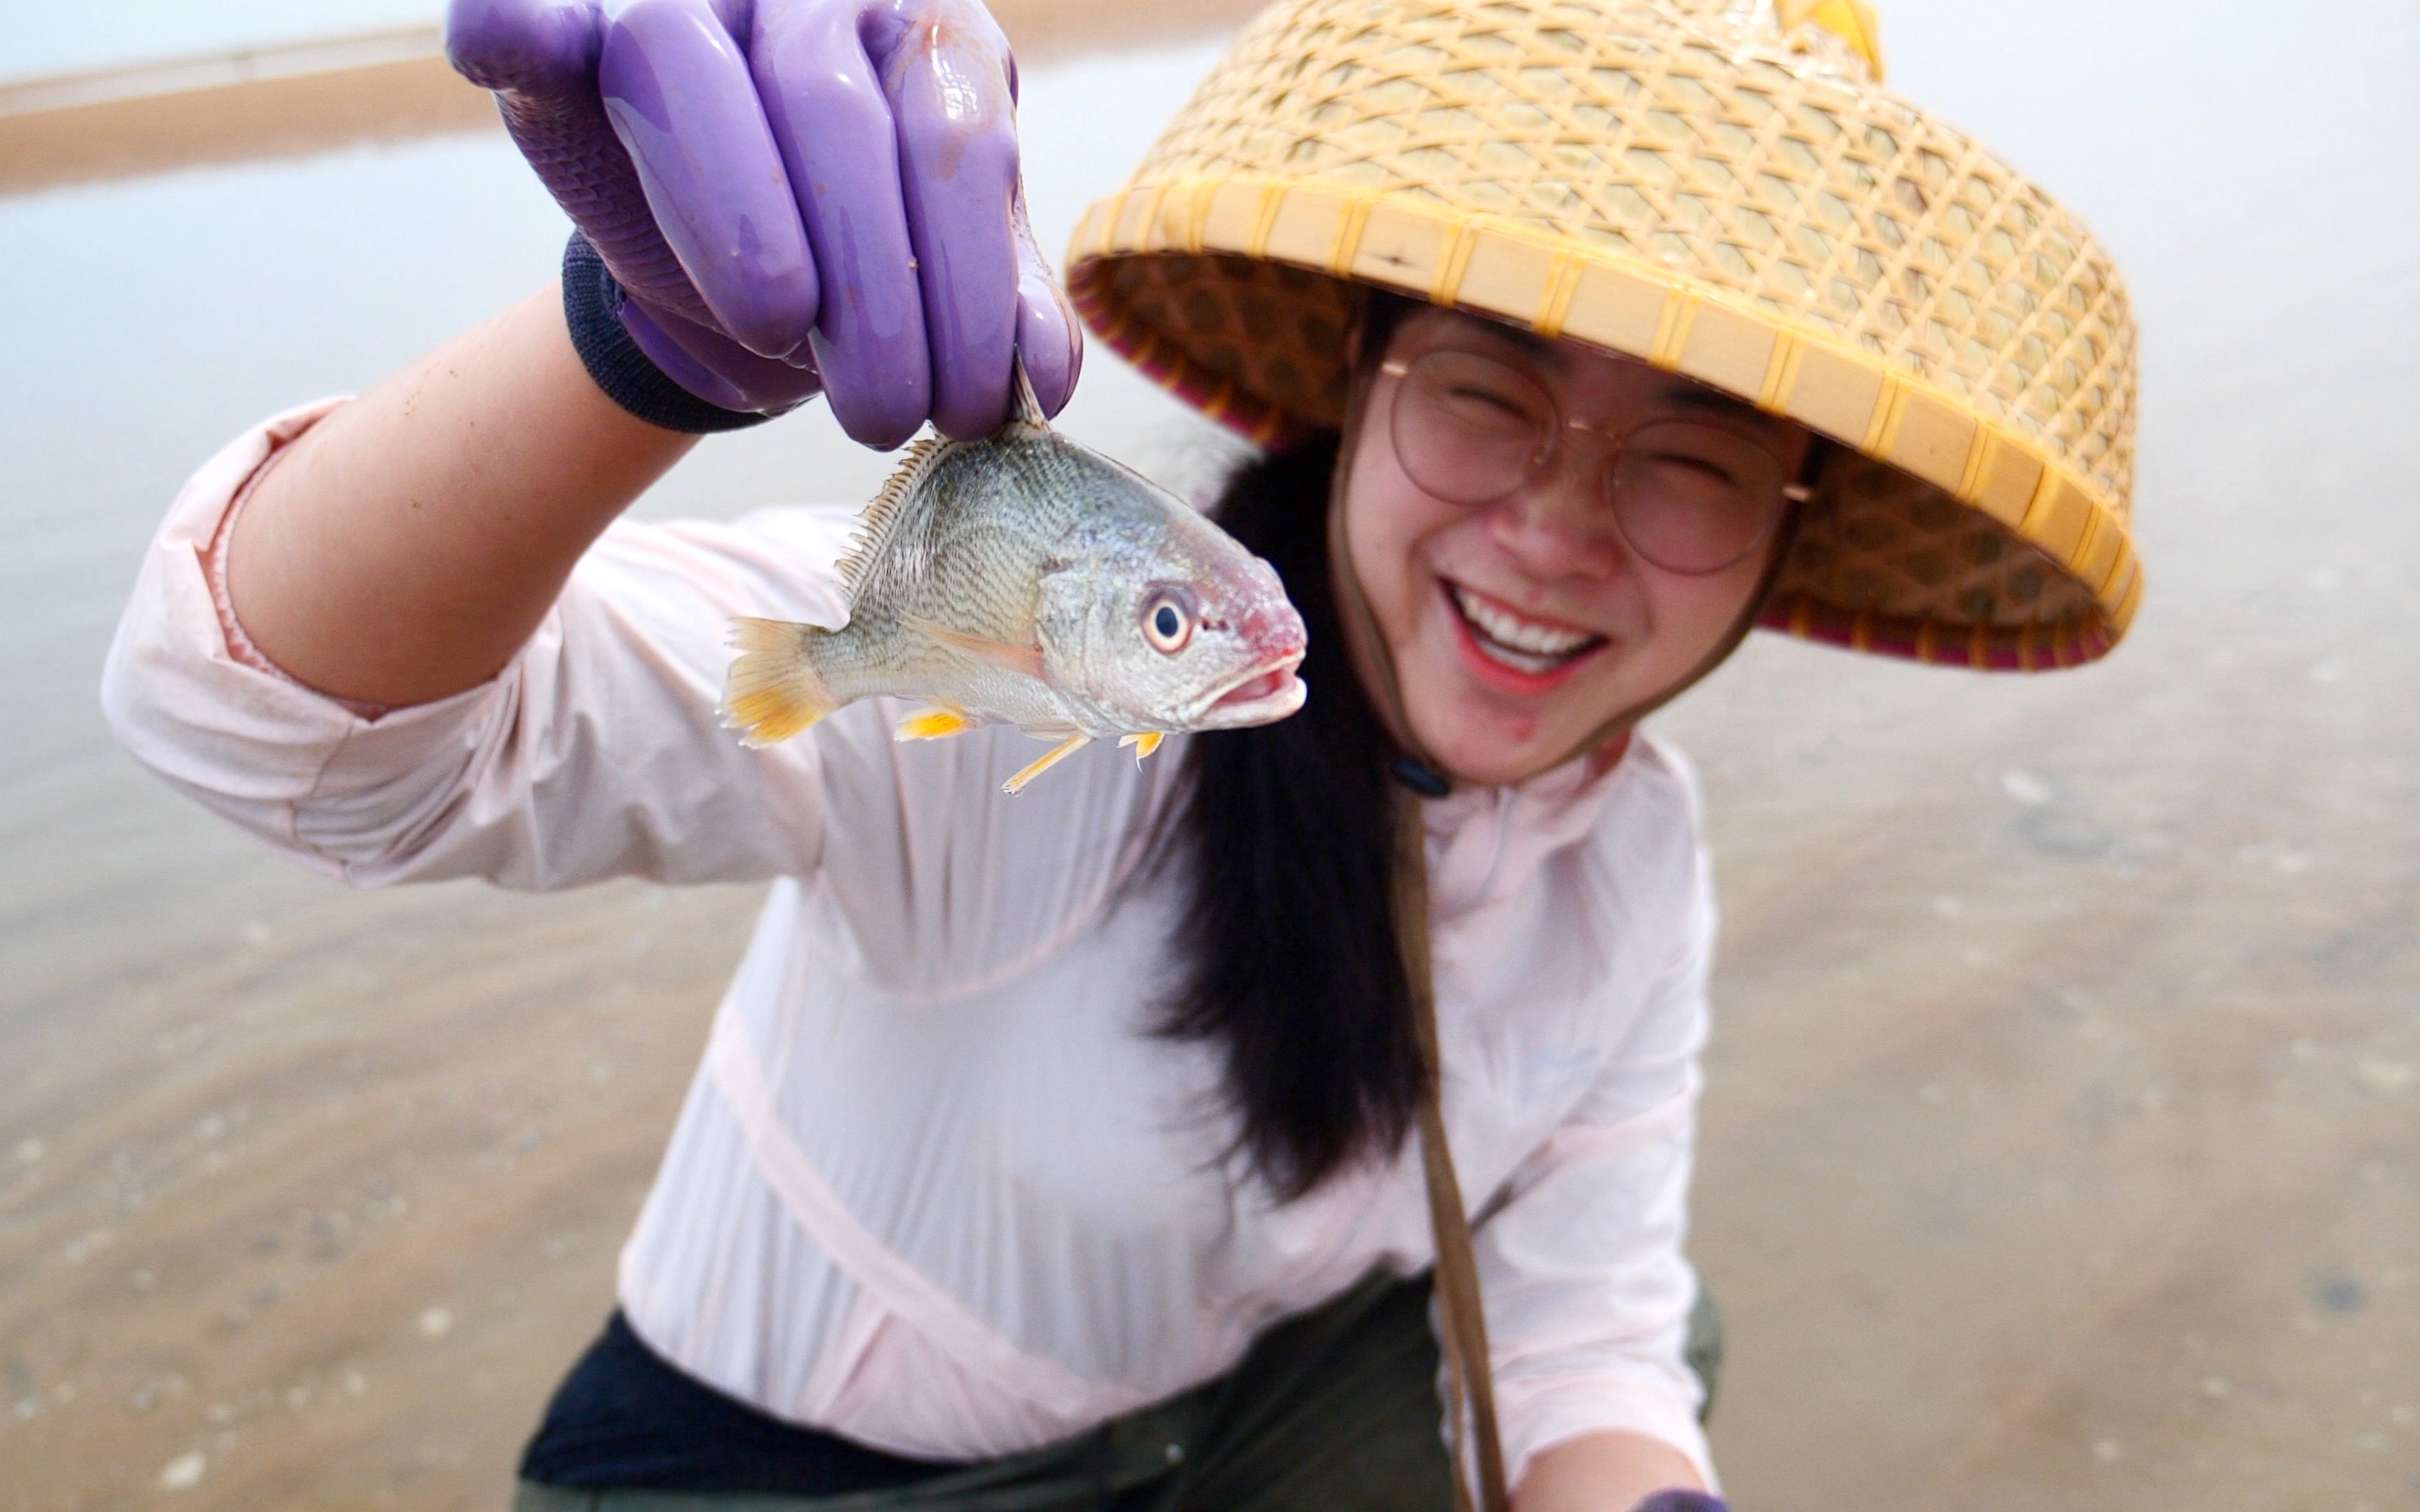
left=225, top=284, right=699, bottom=708
left=1515, top=1429, right=1707, bottom=1512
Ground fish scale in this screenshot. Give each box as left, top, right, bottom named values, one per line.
left=816, top=441, right=1099, bottom=727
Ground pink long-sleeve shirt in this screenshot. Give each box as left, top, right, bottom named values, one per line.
left=102, top=402, right=1722, bottom=1488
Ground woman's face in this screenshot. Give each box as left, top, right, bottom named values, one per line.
left=1338, top=306, right=1813, bottom=787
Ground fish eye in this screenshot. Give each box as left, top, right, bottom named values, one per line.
left=1141, top=592, right=1193, bottom=654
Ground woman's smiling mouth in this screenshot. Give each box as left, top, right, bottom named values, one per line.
left=1442, top=580, right=1609, bottom=692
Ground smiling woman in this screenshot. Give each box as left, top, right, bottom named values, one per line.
left=95, top=0, right=2136, bottom=1509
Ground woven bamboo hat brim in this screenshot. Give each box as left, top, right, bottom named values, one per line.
left=1067, top=0, right=2140, bottom=671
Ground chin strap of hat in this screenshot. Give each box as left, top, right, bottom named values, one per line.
left=1560, top=496, right=1810, bottom=759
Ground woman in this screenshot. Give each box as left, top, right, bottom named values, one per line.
left=102, top=0, right=2140, bottom=1507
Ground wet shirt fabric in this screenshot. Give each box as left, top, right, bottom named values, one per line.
left=104, top=402, right=1723, bottom=1491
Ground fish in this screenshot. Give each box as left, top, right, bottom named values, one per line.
left=721, top=372, right=1309, bottom=794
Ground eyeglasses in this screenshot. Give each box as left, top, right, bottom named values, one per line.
left=1379, top=350, right=1809, bottom=576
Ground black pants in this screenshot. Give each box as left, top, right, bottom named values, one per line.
left=519, top=1273, right=1723, bottom=1511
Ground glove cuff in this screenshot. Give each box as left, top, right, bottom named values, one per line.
left=561, top=234, right=770, bottom=435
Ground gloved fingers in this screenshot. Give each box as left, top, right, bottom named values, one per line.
left=751, top=0, right=933, bottom=449
left=447, top=0, right=599, bottom=95
left=1010, top=183, right=1082, bottom=419
left=622, top=301, right=826, bottom=414
left=882, top=0, right=1022, bottom=439
left=599, top=0, right=822, bottom=360
left=452, top=0, right=714, bottom=321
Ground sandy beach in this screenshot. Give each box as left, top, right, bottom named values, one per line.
left=1, top=3, right=2414, bottom=1507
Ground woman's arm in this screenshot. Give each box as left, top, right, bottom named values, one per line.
left=1516, top=1430, right=1709, bottom=1511
left=1474, top=769, right=1728, bottom=1499
left=225, top=284, right=695, bottom=708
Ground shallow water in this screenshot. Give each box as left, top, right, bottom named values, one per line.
left=1, top=1, right=443, bottom=83
left=2, top=4, right=2416, bottom=1507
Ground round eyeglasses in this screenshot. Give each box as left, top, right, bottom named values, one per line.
left=1379, top=349, right=1808, bottom=576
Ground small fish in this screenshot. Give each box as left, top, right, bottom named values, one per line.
left=722, top=372, right=1308, bottom=793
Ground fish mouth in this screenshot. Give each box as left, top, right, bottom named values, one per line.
left=1192, top=653, right=1308, bottom=728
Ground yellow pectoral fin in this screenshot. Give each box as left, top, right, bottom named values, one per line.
left=1118, top=732, right=1165, bottom=764
left=895, top=707, right=979, bottom=742
left=1001, top=732, right=1090, bottom=794
left=905, top=617, right=1048, bottom=682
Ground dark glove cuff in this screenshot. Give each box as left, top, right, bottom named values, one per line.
left=1632, top=1493, right=1726, bottom=1512
left=561, top=234, right=770, bottom=435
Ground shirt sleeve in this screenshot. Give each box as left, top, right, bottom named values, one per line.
left=99, top=401, right=848, bottom=890
left=1474, top=832, right=1720, bottom=1494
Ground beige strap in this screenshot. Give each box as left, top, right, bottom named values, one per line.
left=1394, top=799, right=1510, bottom=1512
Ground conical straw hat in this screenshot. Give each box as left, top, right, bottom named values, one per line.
left=1067, top=0, right=2140, bottom=670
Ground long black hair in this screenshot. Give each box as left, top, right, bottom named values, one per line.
left=1154, top=293, right=1435, bottom=1201
left=1156, top=431, right=1425, bottom=1200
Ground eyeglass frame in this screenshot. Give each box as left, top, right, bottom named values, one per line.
left=1375, top=351, right=1814, bottom=577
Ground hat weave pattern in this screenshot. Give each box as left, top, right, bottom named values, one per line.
left=1068, top=0, right=2141, bottom=670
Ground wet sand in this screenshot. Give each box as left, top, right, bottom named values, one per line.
left=3, top=3, right=2416, bottom=1508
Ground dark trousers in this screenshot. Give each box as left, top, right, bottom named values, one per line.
left=517, top=1274, right=1722, bottom=1512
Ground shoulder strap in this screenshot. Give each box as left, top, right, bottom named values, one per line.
left=1393, top=798, right=1510, bottom=1512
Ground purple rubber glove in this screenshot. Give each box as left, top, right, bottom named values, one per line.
left=1632, top=1493, right=1726, bottom=1512
left=447, top=0, right=1081, bottom=444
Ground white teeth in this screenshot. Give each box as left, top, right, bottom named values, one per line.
left=1450, top=585, right=1601, bottom=672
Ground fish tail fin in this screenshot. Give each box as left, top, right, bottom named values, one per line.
left=723, top=617, right=837, bottom=747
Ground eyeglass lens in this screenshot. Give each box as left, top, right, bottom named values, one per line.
left=1387, top=349, right=1788, bottom=575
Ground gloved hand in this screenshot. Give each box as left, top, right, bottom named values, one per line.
left=447, top=0, right=1081, bottom=444
left=1632, top=1492, right=1726, bottom=1512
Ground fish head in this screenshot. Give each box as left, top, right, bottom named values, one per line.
left=1036, top=485, right=1307, bottom=734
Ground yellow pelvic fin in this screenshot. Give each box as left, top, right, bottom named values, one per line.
left=896, top=706, right=978, bottom=741
left=722, top=616, right=837, bottom=748
left=1001, top=732, right=1090, bottom=794
left=908, top=617, right=1048, bottom=682
left=1118, top=732, right=1165, bottom=764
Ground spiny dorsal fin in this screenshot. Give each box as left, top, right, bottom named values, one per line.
left=835, top=433, right=947, bottom=594
left=1003, top=352, right=1049, bottom=438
